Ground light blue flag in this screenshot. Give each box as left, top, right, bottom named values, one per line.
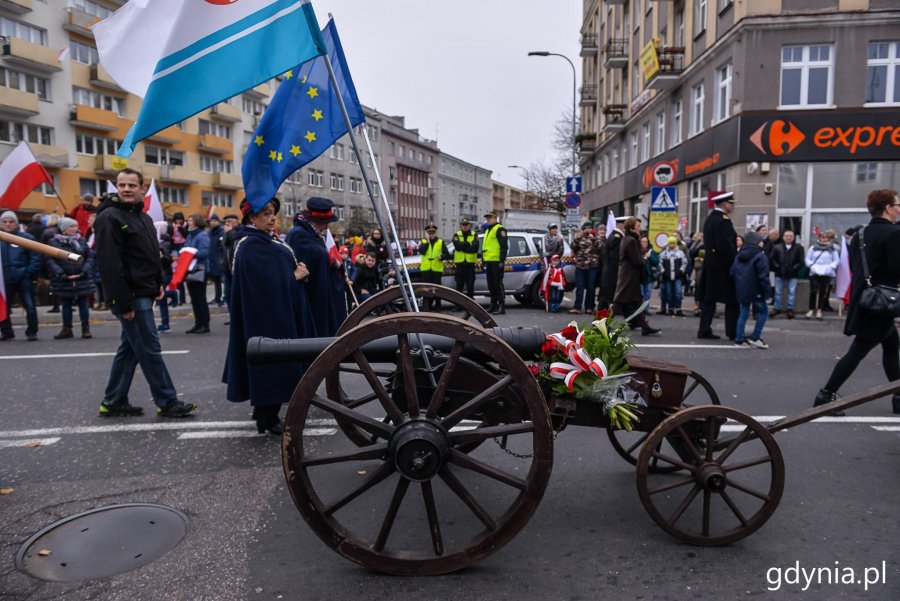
left=94, top=0, right=327, bottom=158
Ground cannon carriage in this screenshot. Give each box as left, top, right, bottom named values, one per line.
left=248, top=285, right=897, bottom=576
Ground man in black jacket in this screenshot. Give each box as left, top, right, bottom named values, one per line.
left=94, top=168, right=196, bottom=418
left=769, top=229, right=805, bottom=319
left=697, top=192, right=739, bottom=339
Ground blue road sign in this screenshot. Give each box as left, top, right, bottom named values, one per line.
left=650, top=186, right=677, bottom=212
left=565, top=192, right=582, bottom=209
left=566, top=176, right=582, bottom=194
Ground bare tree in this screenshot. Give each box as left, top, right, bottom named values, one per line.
left=521, top=105, right=580, bottom=214
left=552, top=105, right=580, bottom=177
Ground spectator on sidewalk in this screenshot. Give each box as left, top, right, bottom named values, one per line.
left=770, top=229, right=805, bottom=319
left=47, top=217, right=95, bottom=339
left=0, top=211, right=40, bottom=341
left=207, top=214, right=225, bottom=306
left=352, top=251, right=382, bottom=303
left=183, top=214, right=211, bottom=334
left=805, top=231, right=840, bottom=320
left=569, top=221, right=600, bottom=314
left=731, top=230, right=771, bottom=349
left=614, top=217, right=660, bottom=336
left=69, top=193, right=96, bottom=238
left=659, top=236, right=687, bottom=316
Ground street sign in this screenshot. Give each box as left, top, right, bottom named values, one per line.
left=651, top=161, right=676, bottom=186
left=565, top=208, right=581, bottom=226
left=564, top=192, right=582, bottom=209
left=565, top=176, right=582, bottom=194
left=650, top=186, right=677, bottom=211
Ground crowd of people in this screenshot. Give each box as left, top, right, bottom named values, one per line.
left=2, top=173, right=898, bottom=423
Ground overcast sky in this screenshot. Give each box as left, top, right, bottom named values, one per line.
left=308, top=0, right=582, bottom=189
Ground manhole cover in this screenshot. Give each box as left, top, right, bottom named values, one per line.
left=16, top=503, right=189, bottom=582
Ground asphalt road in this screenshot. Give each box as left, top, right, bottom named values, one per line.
left=0, top=295, right=898, bottom=601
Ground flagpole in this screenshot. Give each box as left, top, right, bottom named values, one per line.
left=320, top=52, right=419, bottom=314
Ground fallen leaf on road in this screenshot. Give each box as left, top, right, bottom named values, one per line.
left=37, top=549, right=52, bottom=557
left=24, top=442, right=41, bottom=448
left=357, top=470, right=366, bottom=476
left=0, top=488, right=13, bottom=495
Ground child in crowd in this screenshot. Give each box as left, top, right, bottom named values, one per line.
left=658, top=236, right=687, bottom=316
left=545, top=254, right=566, bottom=312
left=352, top=251, right=382, bottom=302
left=731, top=230, right=772, bottom=349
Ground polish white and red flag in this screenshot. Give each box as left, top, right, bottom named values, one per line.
left=143, top=178, right=164, bottom=223
left=0, top=141, right=53, bottom=211
left=168, top=246, right=198, bottom=290
left=834, top=233, right=852, bottom=302
left=325, top=228, right=341, bottom=266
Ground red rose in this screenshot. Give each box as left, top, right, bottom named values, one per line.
left=561, top=325, right=578, bottom=341
left=541, top=339, right=557, bottom=356
left=527, top=364, right=540, bottom=377
left=594, top=309, right=611, bottom=320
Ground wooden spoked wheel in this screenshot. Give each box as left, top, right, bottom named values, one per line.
left=343, top=283, right=496, bottom=331
left=635, top=406, right=784, bottom=546
left=607, top=370, right=720, bottom=473
left=282, top=313, right=553, bottom=575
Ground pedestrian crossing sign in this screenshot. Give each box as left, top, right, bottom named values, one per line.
left=650, top=186, right=677, bottom=211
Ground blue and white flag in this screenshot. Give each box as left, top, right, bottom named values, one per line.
left=94, top=0, right=326, bottom=157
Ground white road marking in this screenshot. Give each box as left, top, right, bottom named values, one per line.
left=177, top=428, right=337, bottom=439
left=0, top=419, right=337, bottom=438
left=0, top=350, right=190, bottom=360
left=0, top=437, right=60, bottom=448
left=635, top=344, right=749, bottom=349
left=871, top=426, right=900, bottom=432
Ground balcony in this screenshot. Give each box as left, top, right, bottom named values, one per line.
left=602, top=104, right=628, bottom=134
left=95, top=153, right=130, bottom=175
left=90, top=64, right=123, bottom=92
left=31, top=143, right=68, bottom=168
left=576, top=132, right=597, bottom=154
left=158, top=164, right=197, bottom=185
left=2, top=38, right=62, bottom=73
left=244, top=83, right=270, bottom=99
left=198, top=134, right=232, bottom=155
left=69, top=104, right=120, bottom=132
left=210, top=102, right=242, bottom=123
left=63, top=7, right=101, bottom=38
left=579, top=84, right=597, bottom=108
left=147, top=124, right=181, bottom=145
left=580, top=33, right=598, bottom=58
left=604, top=38, right=629, bottom=69
left=0, top=86, right=38, bottom=116
left=0, top=0, right=31, bottom=14
left=213, top=172, right=243, bottom=190
left=607, top=0, right=626, bottom=4
left=646, top=46, right=685, bottom=90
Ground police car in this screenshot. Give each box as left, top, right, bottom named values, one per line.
left=401, top=230, right=575, bottom=306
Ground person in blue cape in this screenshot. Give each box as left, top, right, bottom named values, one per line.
left=286, top=197, right=347, bottom=337
left=223, top=197, right=315, bottom=435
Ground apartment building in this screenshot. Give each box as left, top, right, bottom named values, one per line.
left=579, top=0, right=900, bottom=242
left=491, top=181, right=545, bottom=215
left=436, top=152, right=492, bottom=238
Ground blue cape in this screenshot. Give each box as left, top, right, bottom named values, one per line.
left=286, top=220, right=347, bottom=337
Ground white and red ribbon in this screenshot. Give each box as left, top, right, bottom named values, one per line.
left=546, top=327, right=609, bottom=389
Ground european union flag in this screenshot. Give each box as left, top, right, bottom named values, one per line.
left=242, top=19, right=364, bottom=211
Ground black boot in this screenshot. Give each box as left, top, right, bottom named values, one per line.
left=813, top=388, right=845, bottom=416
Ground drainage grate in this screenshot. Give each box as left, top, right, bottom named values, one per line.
left=16, top=503, right=189, bottom=582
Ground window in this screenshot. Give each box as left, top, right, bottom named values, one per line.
left=426, top=155, right=433, bottom=166
left=145, top=146, right=184, bottom=166
left=241, top=97, right=266, bottom=115
left=690, top=82, right=705, bottom=136
left=69, top=40, right=99, bottom=65
left=629, top=132, right=638, bottom=169
left=307, top=169, right=324, bottom=187
left=40, top=175, right=57, bottom=196
left=506, top=236, right=529, bottom=258
left=158, top=186, right=187, bottom=205
left=75, top=133, right=119, bottom=155
left=671, top=99, right=682, bottom=146
left=0, top=67, right=50, bottom=101
left=333, top=144, right=345, bottom=160
left=655, top=112, right=665, bottom=156
left=0, top=16, right=46, bottom=46
left=780, top=45, right=833, bottom=107
left=199, top=156, right=233, bottom=173
left=855, top=163, right=878, bottom=183
left=79, top=178, right=102, bottom=198
left=0, top=118, right=52, bottom=144
left=398, top=145, right=405, bottom=159
left=675, top=9, right=685, bottom=47
left=71, top=0, right=112, bottom=19
left=72, top=87, right=125, bottom=116
left=693, top=0, right=707, bottom=37
left=389, top=166, right=396, bottom=180
left=201, top=190, right=234, bottom=208
left=866, top=42, right=900, bottom=105
left=198, top=119, right=231, bottom=138
left=349, top=177, right=362, bottom=193
left=611, top=147, right=618, bottom=178
left=718, top=0, right=734, bottom=12
left=330, top=173, right=344, bottom=191
left=641, top=122, right=650, bottom=163
left=714, top=62, right=732, bottom=122
left=387, top=141, right=395, bottom=155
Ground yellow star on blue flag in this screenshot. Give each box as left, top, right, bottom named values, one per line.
left=242, top=19, right=365, bottom=210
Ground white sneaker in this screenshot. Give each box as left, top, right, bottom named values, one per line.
left=816, top=309, right=823, bottom=320
left=805, top=310, right=814, bottom=319
left=747, top=338, right=769, bottom=349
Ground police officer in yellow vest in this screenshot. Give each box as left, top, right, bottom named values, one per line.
left=452, top=217, right=478, bottom=300
left=418, top=223, right=450, bottom=311
left=482, top=210, right=508, bottom=315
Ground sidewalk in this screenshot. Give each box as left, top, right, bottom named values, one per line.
left=6, top=299, right=229, bottom=328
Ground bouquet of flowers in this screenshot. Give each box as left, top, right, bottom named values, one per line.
left=531, top=309, right=644, bottom=431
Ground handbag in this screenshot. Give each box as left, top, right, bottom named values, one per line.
left=857, top=227, right=900, bottom=318
left=185, top=266, right=206, bottom=283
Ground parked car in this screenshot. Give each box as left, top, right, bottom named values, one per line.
left=400, top=229, right=575, bottom=305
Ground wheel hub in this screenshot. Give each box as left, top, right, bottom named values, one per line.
left=389, top=420, right=450, bottom=481
left=696, top=463, right=727, bottom=492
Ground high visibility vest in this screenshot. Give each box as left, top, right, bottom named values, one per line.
left=482, top=223, right=504, bottom=262
left=453, top=231, right=478, bottom=264
left=420, top=238, right=445, bottom=273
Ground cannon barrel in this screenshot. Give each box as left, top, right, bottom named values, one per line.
left=247, top=325, right=547, bottom=366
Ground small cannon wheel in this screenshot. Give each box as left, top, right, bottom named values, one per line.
left=635, top=405, right=784, bottom=546
left=343, top=283, right=496, bottom=331
left=607, top=370, right=720, bottom=473
left=283, top=313, right=553, bottom=575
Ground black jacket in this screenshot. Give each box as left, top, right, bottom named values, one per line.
left=94, top=195, right=164, bottom=313
left=845, top=217, right=900, bottom=340
left=770, top=241, right=805, bottom=279
left=698, top=209, right=737, bottom=304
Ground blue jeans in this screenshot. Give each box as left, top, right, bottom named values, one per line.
left=773, top=277, right=797, bottom=311
left=104, top=296, right=178, bottom=408
left=0, top=278, right=37, bottom=337
left=61, top=296, right=90, bottom=328
left=573, top=267, right=597, bottom=311
left=736, top=300, right=769, bottom=342
left=550, top=287, right=563, bottom=309
left=661, top=279, right=683, bottom=310
left=641, top=281, right=653, bottom=310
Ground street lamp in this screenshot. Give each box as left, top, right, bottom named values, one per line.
left=527, top=51, right=578, bottom=178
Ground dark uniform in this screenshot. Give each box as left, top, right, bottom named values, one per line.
left=452, top=219, right=478, bottom=299
left=418, top=224, right=449, bottom=310
left=482, top=211, right=508, bottom=315
left=697, top=193, right=739, bottom=339
left=598, top=227, right=623, bottom=309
